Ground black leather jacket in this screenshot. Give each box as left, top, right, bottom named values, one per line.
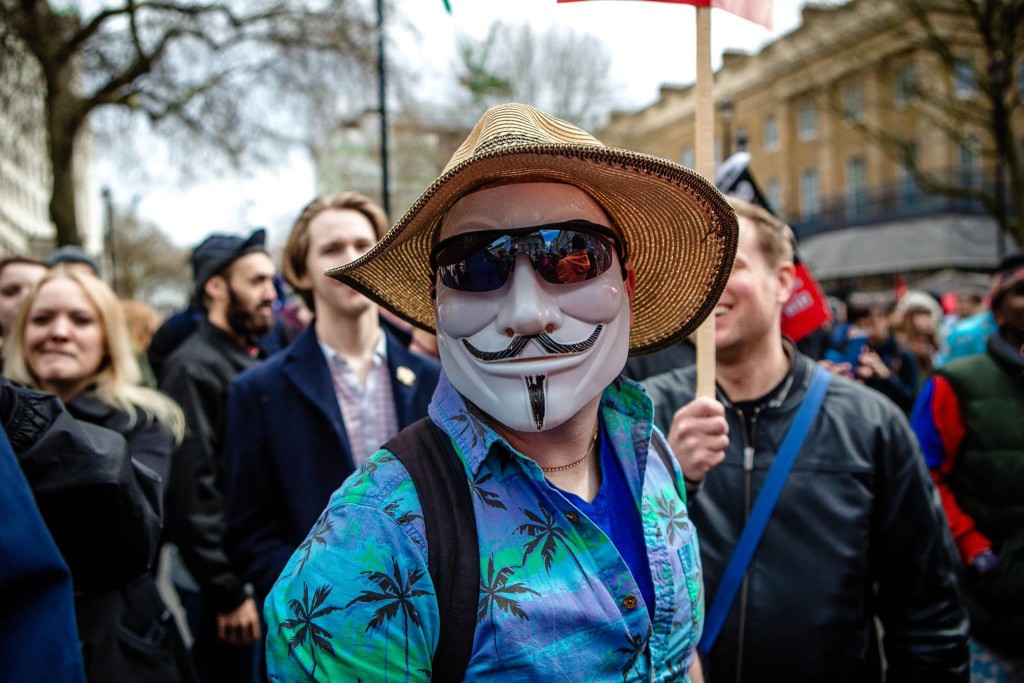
left=644, top=350, right=969, bottom=683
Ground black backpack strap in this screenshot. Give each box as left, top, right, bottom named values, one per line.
left=384, top=418, right=479, bottom=682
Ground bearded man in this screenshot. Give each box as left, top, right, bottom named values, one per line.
left=265, top=104, right=738, bottom=681
left=160, top=228, right=276, bottom=683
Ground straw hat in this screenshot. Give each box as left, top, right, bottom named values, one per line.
left=327, top=103, right=738, bottom=355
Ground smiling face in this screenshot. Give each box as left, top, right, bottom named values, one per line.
left=23, top=277, right=106, bottom=400
left=435, top=182, right=634, bottom=432
left=714, top=214, right=794, bottom=364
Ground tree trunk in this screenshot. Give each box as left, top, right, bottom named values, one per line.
left=47, top=124, right=80, bottom=247
left=44, top=66, right=83, bottom=248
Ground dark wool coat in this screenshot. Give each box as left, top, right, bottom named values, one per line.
left=222, top=325, right=441, bottom=600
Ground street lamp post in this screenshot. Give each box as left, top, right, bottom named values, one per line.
left=376, top=0, right=390, bottom=218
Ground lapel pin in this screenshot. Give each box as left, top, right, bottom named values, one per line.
left=396, top=366, right=416, bottom=386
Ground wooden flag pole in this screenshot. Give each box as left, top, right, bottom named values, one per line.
left=694, top=5, right=716, bottom=399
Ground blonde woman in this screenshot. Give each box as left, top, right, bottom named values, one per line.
left=5, top=266, right=193, bottom=682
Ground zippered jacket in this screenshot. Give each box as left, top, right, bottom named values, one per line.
left=644, top=349, right=969, bottom=683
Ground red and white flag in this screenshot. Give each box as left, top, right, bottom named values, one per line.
left=557, top=0, right=772, bottom=29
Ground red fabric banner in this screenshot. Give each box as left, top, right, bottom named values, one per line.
left=781, top=262, right=832, bottom=342
left=557, top=0, right=772, bottom=29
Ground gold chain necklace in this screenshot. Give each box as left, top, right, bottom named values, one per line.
left=540, top=426, right=600, bottom=473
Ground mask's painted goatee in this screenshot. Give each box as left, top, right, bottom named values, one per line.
left=525, top=375, right=547, bottom=430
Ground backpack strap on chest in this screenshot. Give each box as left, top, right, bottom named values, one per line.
left=384, top=418, right=479, bottom=682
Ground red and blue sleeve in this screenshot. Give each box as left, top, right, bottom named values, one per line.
left=910, top=376, right=991, bottom=564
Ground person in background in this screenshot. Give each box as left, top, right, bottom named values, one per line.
left=0, top=256, right=47, bottom=350
left=45, top=245, right=101, bottom=278
left=644, top=197, right=968, bottom=683
left=158, top=229, right=275, bottom=683
left=122, top=299, right=161, bottom=388
left=844, top=294, right=920, bottom=413
left=910, top=253, right=1024, bottom=682
left=897, top=293, right=942, bottom=378
left=4, top=266, right=193, bottom=682
left=223, top=192, right=441, bottom=606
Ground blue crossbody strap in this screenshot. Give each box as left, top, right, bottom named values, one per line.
left=698, top=365, right=832, bottom=655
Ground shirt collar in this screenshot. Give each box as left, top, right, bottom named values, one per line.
left=317, top=330, right=388, bottom=369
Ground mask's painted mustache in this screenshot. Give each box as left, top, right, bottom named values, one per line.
left=462, top=325, right=603, bottom=362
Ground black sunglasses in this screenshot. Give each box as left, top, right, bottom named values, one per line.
left=430, top=219, right=627, bottom=294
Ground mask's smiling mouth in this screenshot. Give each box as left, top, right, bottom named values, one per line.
left=462, top=325, right=603, bottom=362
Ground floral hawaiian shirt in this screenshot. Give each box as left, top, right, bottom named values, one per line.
left=265, top=375, right=704, bottom=681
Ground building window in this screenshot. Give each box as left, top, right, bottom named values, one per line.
left=766, top=178, right=781, bottom=216
left=845, top=156, right=867, bottom=220
left=894, top=66, right=917, bottom=109
left=955, top=59, right=976, bottom=99
left=844, top=85, right=864, bottom=123
left=681, top=146, right=695, bottom=169
left=959, top=136, right=980, bottom=188
left=898, top=144, right=920, bottom=211
left=800, top=168, right=820, bottom=219
left=763, top=115, right=779, bottom=152
left=735, top=128, right=748, bottom=153
left=797, top=104, right=817, bottom=141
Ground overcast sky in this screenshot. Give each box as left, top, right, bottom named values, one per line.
left=97, top=0, right=829, bottom=251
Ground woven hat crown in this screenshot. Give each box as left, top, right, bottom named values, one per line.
left=327, top=103, right=738, bottom=356
left=443, top=106, right=603, bottom=174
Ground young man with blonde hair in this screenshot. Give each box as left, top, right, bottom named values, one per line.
left=223, top=191, right=440, bottom=604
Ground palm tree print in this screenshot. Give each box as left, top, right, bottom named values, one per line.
left=344, top=557, right=433, bottom=677
left=278, top=583, right=344, bottom=678
left=383, top=498, right=423, bottom=526
left=515, top=505, right=591, bottom=586
left=450, top=412, right=488, bottom=452
left=293, top=513, right=333, bottom=576
left=652, top=492, right=688, bottom=548
left=351, top=453, right=397, bottom=488
left=477, top=554, right=539, bottom=657
left=469, top=471, right=506, bottom=510
left=616, top=626, right=651, bottom=681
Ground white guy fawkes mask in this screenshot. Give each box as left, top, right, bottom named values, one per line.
left=433, top=182, right=632, bottom=432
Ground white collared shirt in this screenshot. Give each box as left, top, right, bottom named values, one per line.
left=318, top=332, right=399, bottom=468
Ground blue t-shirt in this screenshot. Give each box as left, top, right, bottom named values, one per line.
left=555, top=421, right=657, bottom=619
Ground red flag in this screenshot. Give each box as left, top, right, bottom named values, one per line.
left=781, top=262, right=831, bottom=342
left=557, top=0, right=772, bottom=29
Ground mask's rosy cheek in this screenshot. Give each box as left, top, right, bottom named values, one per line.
left=435, top=286, right=504, bottom=339
left=555, top=274, right=628, bottom=324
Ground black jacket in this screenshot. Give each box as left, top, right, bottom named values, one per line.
left=643, top=350, right=969, bottom=683
left=5, top=381, right=192, bottom=681
left=65, top=392, right=194, bottom=683
left=159, top=320, right=261, bottom=612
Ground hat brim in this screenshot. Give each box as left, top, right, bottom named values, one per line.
left=327, top=143, right=738, bottom=356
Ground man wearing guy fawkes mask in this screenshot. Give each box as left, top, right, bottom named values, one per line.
left=266, top=104, right=738, bottom=683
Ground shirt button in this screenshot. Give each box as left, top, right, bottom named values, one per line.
left=623, top=594, right=638, bottom=610
left=566, top=511, right=580, bottom=523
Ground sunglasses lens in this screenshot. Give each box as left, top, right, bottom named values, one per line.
left=435, top=226, right=617, bottom=293
left=437, top=239, right=511, bottom=292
